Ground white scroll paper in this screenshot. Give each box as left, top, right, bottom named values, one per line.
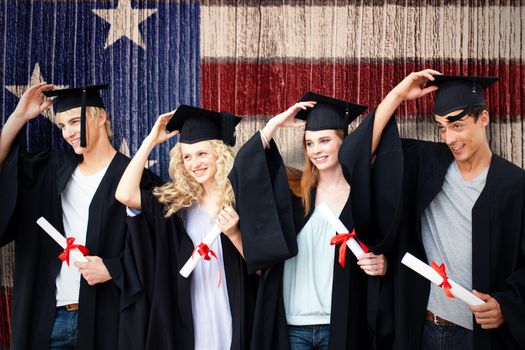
left=401, top=252, right=484, bottom=306
left=36, top=217, right=89, bottom=264
left=317, top=202, right=366, bottom=258
left=179, top=225, right=222, bottom=278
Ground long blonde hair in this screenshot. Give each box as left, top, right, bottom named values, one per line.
left=153, top=140, right=236, bottom=218
left=290, top=129, right=345, bottom=215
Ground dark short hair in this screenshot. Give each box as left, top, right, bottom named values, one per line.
left=469, top=106, right=486, bottom=121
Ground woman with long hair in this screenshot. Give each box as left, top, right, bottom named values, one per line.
left=115, top=105, right=257, bottom=350
left=231, top=92, right=388, bottom=350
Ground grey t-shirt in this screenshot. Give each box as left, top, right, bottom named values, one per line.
left=421, top=161, right=488, bottom=330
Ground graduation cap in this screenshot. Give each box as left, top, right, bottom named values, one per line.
left=43, top=84, right=108, bottom=147
left=296, top=92, right=367, bottom=135
left=427, top=75, right=499, bottom=122
left=166, top=105, right=242, bottom=147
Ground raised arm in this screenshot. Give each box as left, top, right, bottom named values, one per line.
left=371, top=69, right=441, bottom=157
left=231, top=103, right=313, bottom=272
left=260, top=101, right=315, bottom=147
left=115, top=112, right=178, bottom=209
left=0, top=83, right=54, bottom=168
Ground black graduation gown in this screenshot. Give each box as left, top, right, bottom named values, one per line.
left=230, top=134, right=371, bottom=350
left=118, top=189, right=258, bottom=350
left=344, top=112, right=525, bottom=350
left=0, top=142, right=160, bottom=350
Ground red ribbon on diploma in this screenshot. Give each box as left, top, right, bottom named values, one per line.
left=193, top=242, right=222, bottom=288
left=431, top=261, right=455, bottom=298
left=58, top=237, right=90, bottom=266
left=330, top=229, right=369, bottom=268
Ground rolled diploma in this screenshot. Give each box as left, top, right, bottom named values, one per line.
left=401, top=252, right=484, bottom=306
left=317, top=202, right=366, bottom=258
left=36, top=217, right=89, bottom=263
left=180, top=225, right=222, bottom=278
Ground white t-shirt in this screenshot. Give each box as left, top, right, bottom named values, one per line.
left=55, top=165, right=108, bottom=307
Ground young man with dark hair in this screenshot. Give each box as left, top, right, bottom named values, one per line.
left=343, top=70, right=525, bottom=350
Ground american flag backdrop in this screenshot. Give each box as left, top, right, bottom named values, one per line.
left=1, top=0, right=524, bottom=347
left=0, top=0, right=200, bottom=346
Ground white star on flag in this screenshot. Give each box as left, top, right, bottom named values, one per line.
left=119, top=138, right=157, bottom=168
left=92, top=0, right=157, bottom=49
left=5, top=63, right=67, bottom=120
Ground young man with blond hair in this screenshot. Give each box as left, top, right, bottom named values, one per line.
left=0, top=83, right=158, bottom=350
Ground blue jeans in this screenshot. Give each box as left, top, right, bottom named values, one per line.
left=288, top=325, right=331, bottom=350
left=50, top=308, right=78, bottom=349
left=421, top=320, right=473, bottom=350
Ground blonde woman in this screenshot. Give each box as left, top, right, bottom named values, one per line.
left=115, top=105, right=257, bottom=350
left=231, top=92, right=388, bottom=350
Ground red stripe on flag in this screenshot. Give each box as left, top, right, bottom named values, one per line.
left=0, top=288, right=12, bottom=348
left=201, top=60, right=524, bottom=120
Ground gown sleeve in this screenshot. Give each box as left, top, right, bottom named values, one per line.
left=339, top=110, right=404, bottom=253
left=229, top=132, right=298, bottom=273
left=0, top=140, right=54, bottom=246
left=491, top=173, right=525, bottom=349
left=102, top=168, right=163, bottom=291
left=120, top=188, right=173, bottom=308
left=338, top=111, right=401, bottom=349
left=119, top=188, right=190, bottom=349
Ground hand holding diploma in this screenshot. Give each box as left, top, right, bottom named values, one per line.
left=401, top=252, right=485, bottom=306
left=180, top=206, right=242, bottom=287
left=36, top=217, right=89, bottom=266
left=470, top=290, right=504, bottom=329
left=75, top=256, right=112, bottom=286
left=356, top=252, right=388, bottom=276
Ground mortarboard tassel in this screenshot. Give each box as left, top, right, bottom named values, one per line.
left=80, top=88, right=87, bottom=147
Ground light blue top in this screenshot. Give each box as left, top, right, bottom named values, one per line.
left=283, top=207, right=336, bottom=325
